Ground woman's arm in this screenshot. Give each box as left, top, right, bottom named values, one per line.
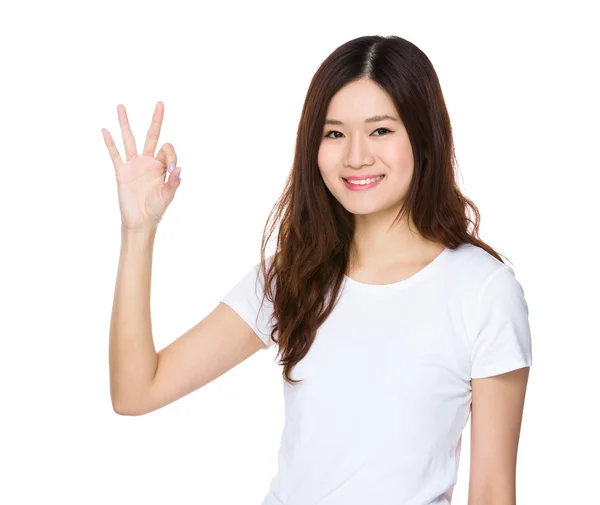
left=468, top=366, right=530, bottom=505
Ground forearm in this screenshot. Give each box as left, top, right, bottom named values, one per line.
left=109, top=227, right=159, bottom=414
left=468, top=484, right=516, bottom=505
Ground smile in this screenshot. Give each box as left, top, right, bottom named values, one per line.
left=342, top=174, right=385, bottom=191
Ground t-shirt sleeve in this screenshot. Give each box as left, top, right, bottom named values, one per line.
left=470, top=264, right=533, bottom=379
left=220, top=259, right=277, bottom=350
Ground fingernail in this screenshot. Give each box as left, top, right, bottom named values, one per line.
left=168, top=163, right=175, bottom=173
left=176, top=169, right=181, bottom=179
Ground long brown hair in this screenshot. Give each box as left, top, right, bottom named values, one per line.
left=258, top=35, right=508, bottom=385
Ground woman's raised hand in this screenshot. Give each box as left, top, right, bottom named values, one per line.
left=102, top=101, right=182, bottom=232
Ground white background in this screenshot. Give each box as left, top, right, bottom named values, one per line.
left=1, top=0, right=598, bottom=503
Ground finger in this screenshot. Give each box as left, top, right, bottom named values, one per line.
left=117, top=104, right=138, bottom=161
left=101, top=128, right=124, bottom=169
left=167, top=166, right=182, bottom=187
left=155, top=143, right=178, bottom=176
left=142, top=101, right=164, bottom=157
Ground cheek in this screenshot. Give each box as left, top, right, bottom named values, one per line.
left=317, top=145, right=328, bottom=167
left=383, top=141, right=413, bottom=168
left=317, top=147, right=336, bottom=177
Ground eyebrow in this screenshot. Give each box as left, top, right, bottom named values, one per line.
left=324, top=114, right=399, bottom=126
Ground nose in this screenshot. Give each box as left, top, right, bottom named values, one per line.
left=344, top=134, right=375, bottom=168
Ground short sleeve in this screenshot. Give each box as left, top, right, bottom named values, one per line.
left=220, top=258, right=277, bottom=350
left=470, top=265, right=533, bottom=379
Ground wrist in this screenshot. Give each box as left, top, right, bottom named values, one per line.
left=121, top=226, right=157, bottom=247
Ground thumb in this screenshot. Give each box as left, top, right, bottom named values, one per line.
left=167, top=166, right=182, bottom=189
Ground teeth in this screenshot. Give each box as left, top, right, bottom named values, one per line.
left=346, top=175, right=384, bottom=185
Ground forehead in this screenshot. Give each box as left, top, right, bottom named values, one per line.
left=326, top=78, right=397, bottom=120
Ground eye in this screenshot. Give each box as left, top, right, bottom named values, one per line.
left=323, top=127, right=393, bottom=139
left=372, top=127, right=391, bottom=136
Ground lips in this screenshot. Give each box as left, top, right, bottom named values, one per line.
left=343, top=174, right=385, bottom=181
left=342, top=174, right=385, bottom=191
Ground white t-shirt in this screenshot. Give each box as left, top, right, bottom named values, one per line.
left=220, top=243, right=533, bottom=505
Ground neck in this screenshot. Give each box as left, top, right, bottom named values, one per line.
left=349, top=212, right=439, bottom=271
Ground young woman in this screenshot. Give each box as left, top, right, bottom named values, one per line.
left=105, top=35, right=532, bottom=505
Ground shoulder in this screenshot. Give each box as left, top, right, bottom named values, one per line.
left=447, top=244, right=529, bottom=341
left=441, top=244, right=525, bottom=331
left=444, top=243, right=516, bottom=291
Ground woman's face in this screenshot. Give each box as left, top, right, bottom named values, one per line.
left=317, top=78, right=414, bottom=218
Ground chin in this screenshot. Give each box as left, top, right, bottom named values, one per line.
left=340, top=203, right=386, bottom=216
